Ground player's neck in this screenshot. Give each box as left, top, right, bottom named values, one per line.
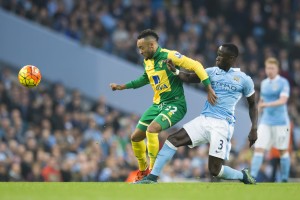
left=219, top=67, right=230, bottom=72
left=268, top=75, right=279, bottom=80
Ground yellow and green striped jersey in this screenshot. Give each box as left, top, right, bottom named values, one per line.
left=125, top=47, right=209, bottom=104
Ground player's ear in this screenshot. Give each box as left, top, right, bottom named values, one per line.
left=149, top=41, right=154, bottom=49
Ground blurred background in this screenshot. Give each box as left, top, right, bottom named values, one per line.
left=0, top=0, right=299, bottom=182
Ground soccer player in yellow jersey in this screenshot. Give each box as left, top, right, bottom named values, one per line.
left=110, top=29, right=217, bottom=182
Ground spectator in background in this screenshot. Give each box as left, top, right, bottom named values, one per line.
left=42, top=157, right=61, bottom=182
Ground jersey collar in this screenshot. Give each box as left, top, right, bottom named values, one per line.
left=218, top=67, right=240, bottom=73
left=267, top=75, right=280, bottom=81
left=152, top=46, right=162, bottom=59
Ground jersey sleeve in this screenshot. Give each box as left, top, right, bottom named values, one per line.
left=125, top=71, right=149, bottom=89
left=205, top=67, right=215, bottom=76
left=167, top=51, right=209, bottom=84
left=280, top=79, right=290, bottom=97
left=243, top=75, right=255, bottom=97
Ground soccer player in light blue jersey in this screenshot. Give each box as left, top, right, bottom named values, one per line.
left=136, top=43, right=258, bottom=184
left=250, top=57, right=290, bottom=182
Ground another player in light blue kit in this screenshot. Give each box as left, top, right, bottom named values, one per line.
left=136, top=43, right=258, bottom=184
left=250, top=57, right=290, bottom=182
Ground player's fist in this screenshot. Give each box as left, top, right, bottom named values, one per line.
left=110, top=83, right=125, bottom=91
left=248, top=128, right=257, bottom=147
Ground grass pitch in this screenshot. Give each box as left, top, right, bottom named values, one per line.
left=0, top=182, right=299, bottom=200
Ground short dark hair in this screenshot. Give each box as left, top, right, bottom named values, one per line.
left=222, top=43, right=239, bottom=57
left=137, top=29, right=159, bottom=41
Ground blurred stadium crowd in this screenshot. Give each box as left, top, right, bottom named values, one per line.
left=0, top=0, right=300, bottom=182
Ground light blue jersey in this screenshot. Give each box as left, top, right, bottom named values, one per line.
left=259, top=75, right=290, bottom=126
left=201, top=67, right=255, bottom=124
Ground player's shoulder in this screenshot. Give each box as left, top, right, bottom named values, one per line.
left=205, top=66, right=218, bottom=74
left=162, top=48, right=185, bottom=59
left=232, top=68, right=251, bottom=79
left=278, top=75, right=289, bottom=84
left=261, top=78, right=268, bottom=84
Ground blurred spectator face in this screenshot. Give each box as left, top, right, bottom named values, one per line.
left=54, top=84, right=65, bottom=100
left=32, top=163, right=41, bottom=176
left=265, top=62, right=279, bottom=79
left=48, top=157, right=59, bottom=170
left=24, top=151, right=33, bottom=163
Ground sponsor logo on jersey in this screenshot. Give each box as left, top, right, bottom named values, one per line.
left=211, top=81, right=237, bottom=91
left=152, top=75, right=160, bottom=84
left=158, top=61, right=163, bottom=68
left=156, top=84, right=169, bottom=91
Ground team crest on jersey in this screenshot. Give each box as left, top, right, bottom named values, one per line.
left=158, top=61, right=163, bottom=68
left=233, top=76, right=240, bottom=82
left=272, top=83, right=278, bottom=91
left=174, top=52, right=182, bottom=58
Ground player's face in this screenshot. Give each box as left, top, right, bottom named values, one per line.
left=265, top=63, right=279, bottom=79
left=216, top=46, right=234, bottom=69
left=137, top=39, right=155, bottom=59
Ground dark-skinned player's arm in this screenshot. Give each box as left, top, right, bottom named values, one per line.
left=110, top=72, right=149, bottom=91
left=166, top=59, right=200, bottom=83
left=246, top=93, right=258, bottom=147
left=165, top=58, right=217, bottom=105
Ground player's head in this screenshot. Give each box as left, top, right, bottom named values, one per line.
left=265, top=57, right=280, bottom=79
left=137, top=29, right=159, bottom=60
left=216, top=43, right=239, bottom=70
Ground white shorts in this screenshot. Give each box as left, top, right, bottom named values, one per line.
left=255, top=124, right=290, bottom=150
left=183, top=115, right=234, bottom=160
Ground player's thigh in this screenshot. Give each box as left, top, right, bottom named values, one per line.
left=136, top=105, right=160, bottom=132
left=254, top=124, right=272, bottom=150
left=273, top=125, right=290, bottom=150
left=209, top=118, right=234, bottom=160
left=153, top=102, right=187, bottom=131
left=182, top=115, right=209, bottom=148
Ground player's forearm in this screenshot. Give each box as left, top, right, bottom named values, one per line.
left=249, top=106, right=258, bottom=130
left=170, top=53, right=209, bottom=82
left=177, top=70, right=211, bottom=87
left=178, top=71, right=200, bottom=83
left=125, top=81, right=147, bottom=89
left=264, top=98, right=288, bottom=107
left=180, top=60, right=209, bottom=82
left=125, top=75, right=149, bottom=89
left=248, top=97, right=258, bottom=130
left=116, top=84, right=127, bottom=90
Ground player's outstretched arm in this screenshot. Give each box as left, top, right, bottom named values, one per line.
left=246, top=93, right=258, bottom=147
left=110, top=72, right=150, bottom=91
left=110, top=83, right=126, bottom=91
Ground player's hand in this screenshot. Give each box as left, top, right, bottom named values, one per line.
left=110, top=83, right=125, bottom=91
left=248, top=128, right=257, bottom=148
left=206, top=85, right=217, bottom=105
left=258, top=99, right=267, bottom=108
left=164, top=59, right=176, bottom=72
